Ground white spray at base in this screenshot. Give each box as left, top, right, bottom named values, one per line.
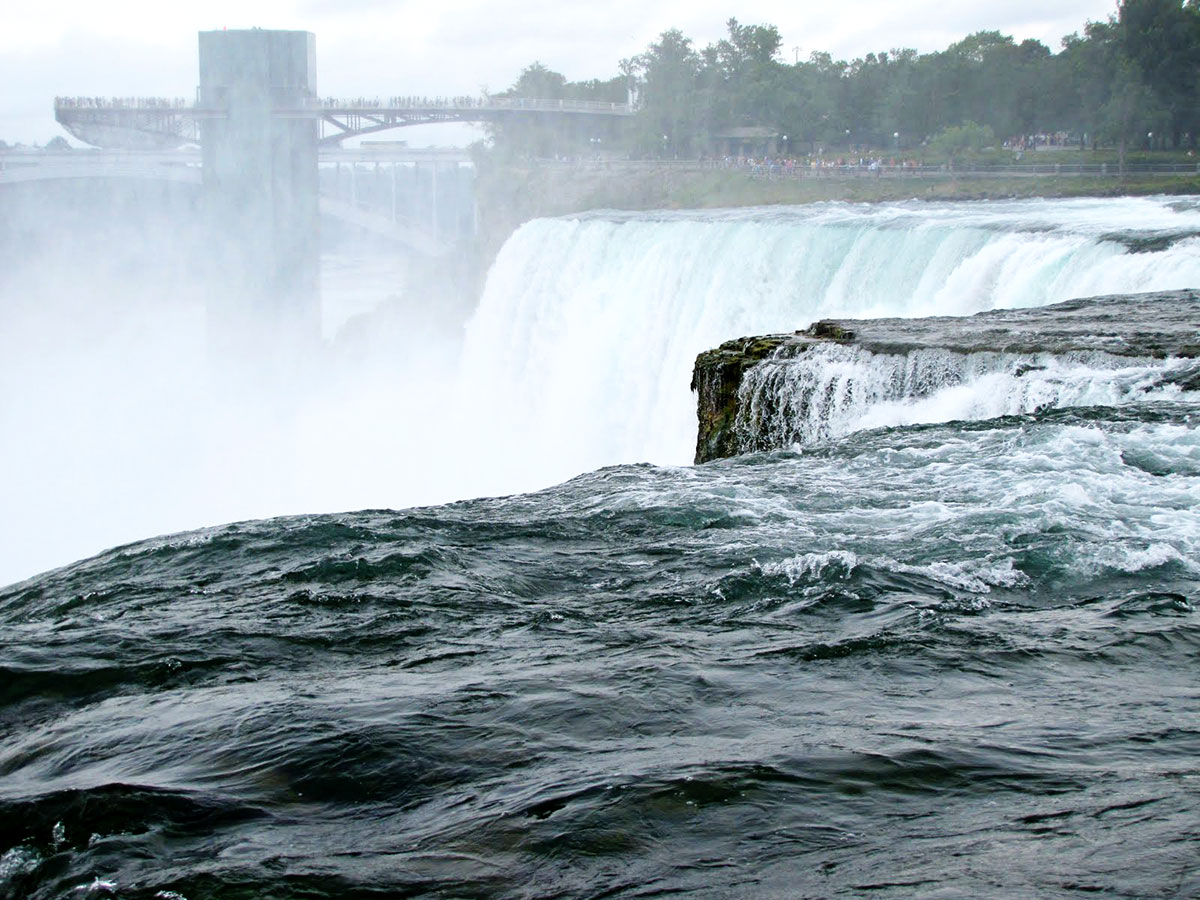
left=459, top=197, right=1200, bottom=476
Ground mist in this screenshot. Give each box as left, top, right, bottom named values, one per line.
left=0, top=173, right=480, bottom=586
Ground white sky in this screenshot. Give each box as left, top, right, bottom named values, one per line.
left=1, top=0, right=1119, bottom=144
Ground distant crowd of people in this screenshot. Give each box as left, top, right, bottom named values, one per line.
left=331, top=96, right=487, bottom=109
left=55, top=97, right=191, bottom=109
left=324, top=96, right=620, bottom=110
left=53, top=94, right=623, bottom=115
left=1004, top=131, right=1076, bottom=151
left=716, top=155, right=924, bottom=176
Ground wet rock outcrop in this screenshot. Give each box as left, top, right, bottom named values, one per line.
left=690, top=335, right=793, bottom=464
left=691, top=289, right=1200, bottom=463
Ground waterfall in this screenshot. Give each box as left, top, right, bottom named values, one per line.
left=733, top=345, right=1196, bottom=452
left=459, top=198, right=1200, bottom=473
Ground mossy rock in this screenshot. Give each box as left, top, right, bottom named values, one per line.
left=691, top=334, right=795, bottom=463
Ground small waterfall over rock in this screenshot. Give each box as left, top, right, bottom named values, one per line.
left=689, top=290, right=1200, bottom=461
left=734, top=344, right=1193, bottom=453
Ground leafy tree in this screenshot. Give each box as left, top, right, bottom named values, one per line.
left=487, top=63, right=630, bottom=158
left=1055, top=22, right=1119, bottom=147
left=490, top=63, right=574, bottom=158
left=481, top=5, right=1200, bottom=160
left=1117, top=0, right=1200, bottom=145
left=504, top=62, right=567, bottom=100
left=714, top=18, right=785, bottom=128
left=632, top=30, right=702, bottom=155
left=929, top=121, right=996, bottom=166
left=1099, top=57, right=1167, bottom=170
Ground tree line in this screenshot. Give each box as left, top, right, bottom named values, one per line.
left=491, top=0, right=1200, bottom=161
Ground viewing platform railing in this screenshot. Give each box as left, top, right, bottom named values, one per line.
left=532, top=157, right=1200, bottom=178
left=54, top=96, right=634, bottom=115
left=53, top=96, right=635, bottom=147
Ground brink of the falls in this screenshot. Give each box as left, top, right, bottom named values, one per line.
left=689, top=290, right=1200, bottom=462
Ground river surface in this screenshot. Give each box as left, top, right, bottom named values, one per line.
left=1, top=196, right=1198, bottom=898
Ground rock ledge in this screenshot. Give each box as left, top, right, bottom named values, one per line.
left=691, top=289, right=1200, bottom=463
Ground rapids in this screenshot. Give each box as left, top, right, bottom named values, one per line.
left=1, top=404, right=1197, bottom=899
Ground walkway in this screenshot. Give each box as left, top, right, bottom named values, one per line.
left=53, top=96, right=634, bottom=149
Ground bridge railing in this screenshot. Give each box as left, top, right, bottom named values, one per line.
left=55, top=97, right=193, bottom=110
left=55, top=95, right=634, bottom=115
left=317, top=97, right=632, bottom=113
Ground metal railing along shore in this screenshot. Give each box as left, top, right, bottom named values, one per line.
left=530, top=158, right=1200, bottom=178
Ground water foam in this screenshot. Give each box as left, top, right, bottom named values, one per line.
left=734, top=345, right=1195, bottom=451
left=755, top=549, right=1027, bottom=595
left=736, top=416, right=1199, bottom=597
left=461, top=199, right=1200, bottom=476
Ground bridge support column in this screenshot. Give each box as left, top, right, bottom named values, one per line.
left=199, top=29, right=319, bottom=359
left=430, top=163, right=439, bottom=244
left=391, top=164, right=398, bottom=223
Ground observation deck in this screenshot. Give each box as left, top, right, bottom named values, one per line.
left=54, top=95, right=635, bottom=149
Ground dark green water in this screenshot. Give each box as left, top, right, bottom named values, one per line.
left=2, top=404, right=1197, bottom=899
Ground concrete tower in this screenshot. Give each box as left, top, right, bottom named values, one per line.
left=198, top=29, right=319, bottom=356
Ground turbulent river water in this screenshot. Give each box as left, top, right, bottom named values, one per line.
left=1, top=195, right=1198, bottom=898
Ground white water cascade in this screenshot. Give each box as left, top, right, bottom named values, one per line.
left=734, top=345, right=1197, bottom=452
left=459, top=197, right=1200, bottom=478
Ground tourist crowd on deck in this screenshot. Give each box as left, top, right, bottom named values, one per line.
left=54, top=95, right=625, bottom=112
left=322, top=96, right=625, bottom=110
left=330, top=96, right=486, bottom=109
left=55, top=97, right=192, bottom=109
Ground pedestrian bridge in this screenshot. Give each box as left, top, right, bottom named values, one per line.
left=0, top=147, right=474, bottom=256
left=54, top=96, right=633, bottom=149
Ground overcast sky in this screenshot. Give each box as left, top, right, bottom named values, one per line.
left=2, top=0, right=1119, bottom=145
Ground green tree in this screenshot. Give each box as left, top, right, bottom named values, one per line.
left=490, top=63, right=573, bottom=158
left=929, top=121, right=996, bottom=166
left=1117, top=0, right=1200, bottom=146
left=715, top=18, right=784, bottom=125
left=1100, top=57, right=1167, bottom=170
left=633, top=29, right=702, bottom=155
left=479, top=6, right=1199, bottom=161
left=1054, top=22, right=1119, bottom=147
left=504, top=62, right=567, bottom=100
